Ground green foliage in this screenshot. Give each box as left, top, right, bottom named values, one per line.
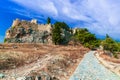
left=71, top=28, right=120, bottom=58
left=101, top=35, right=120, bottom=58
left=52, top=22, right=70, bottom=45
left=47, top=17, right=51, bottom=24
left=113, top=52, right=118, bottom=59
left=117, top=43, right=120, bottom=52
left=52, top=24, right=62, bottom=45
left=84, top=40, right=101, bottom=49
left=11, top=26, right=15, bottom=29
left=101, top=36, right=118, bottom=52
left=4, top=38, right=7, bottom=43
left=106, top=34, right=110, bottom=38
left=73, top=28, right=100, bottom=49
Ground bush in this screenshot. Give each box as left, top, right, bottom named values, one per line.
left=113, top=52, right=118, bottom=59
left=101, top=35, right=120, bottom=58
left=4, top=38, right=7, bottom=43
left=101, top=37, right=118, bottom=52
left=11, top=26, right=15, bottom=29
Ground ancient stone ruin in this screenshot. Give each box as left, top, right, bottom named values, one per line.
left=5, top=19, right=53, bottom=44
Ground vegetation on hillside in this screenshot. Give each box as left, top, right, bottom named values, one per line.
left=73, top=28, right=100, bottom=49
left=52, top=22, right=71, bottom=45
left=51, top=21, right=101, bottom=49
left=50, top=17, right=120, bottom=58
left=47, top=17, right=51, bottom=24
left=101, top=35, right=120, bottom=58
left=4, top=17, right=120, bottom=58
left=101, top=35, right=118, bottom=52
left=4, top=38, right=7, bottom=43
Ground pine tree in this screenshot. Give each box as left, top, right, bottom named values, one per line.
left=52, top=25, right=62, bottom=45
left=47, top=17, right=51, bottom=24
left=52, top=22, right=70, bottom=45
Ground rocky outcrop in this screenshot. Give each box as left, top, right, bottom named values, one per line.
left=5, top=19, right=53, bottom=44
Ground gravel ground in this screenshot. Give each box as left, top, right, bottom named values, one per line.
left=69, top=51, right=120, bottom=80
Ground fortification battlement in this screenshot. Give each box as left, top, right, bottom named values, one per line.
left=12, top=19, right=38, bottom=27
left=38, top=24, right=52, bottom=33
left=11, top=18, right=52, bottom=32
left=12, top=18, right=20, bottom=27
left=31, top=19, right=37, bottom=24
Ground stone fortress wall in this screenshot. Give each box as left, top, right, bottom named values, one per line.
left=12, top=18, right=21, bottom=27
left=5, top=18, right=53, bottom=44
left=11, top=18, right=52, bottom=33
left=38, top=24, right=52, bottom=33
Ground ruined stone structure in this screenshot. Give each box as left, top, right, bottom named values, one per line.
left=5, top=19, right=53, bottom=44
left=12, top=18, right=20, bottom=27
left=31, top=19, right=37, bottom=24
left=6, top=30, right=11, bottom=39
left=73, top=27, right=79, bottom=34
left=38, top=24, right=52, bottom=33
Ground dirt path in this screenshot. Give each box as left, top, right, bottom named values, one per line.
left=70, top=51, right=120, bottom=80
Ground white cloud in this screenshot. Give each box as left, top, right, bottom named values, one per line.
left=82, top=0, right=120, bottom=39
left=11, top=0, right=120, bottom=40
left=11, top=0, right=58, bottom=16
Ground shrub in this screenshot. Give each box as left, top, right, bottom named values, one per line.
left=73, top=28, right=100, bottom=49
left=4, top=38, right=7, bottom=43
left=113, top=52, right=118, bottom=59
left=11, top=26, right=15, bottom=29
left=101, top=37, right=118, bottom=52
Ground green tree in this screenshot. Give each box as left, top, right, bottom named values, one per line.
left=101, top=36, right=118, bottom=52
left=4, top=38, right=7, bottom=43
left=52, top=22, right=70, bottom=45
left=73, top=28, right=99, bottom=49
left=106, top=34, right=110, bottom=38
left=101, top=35, right=119, bottom=58
left=47, top=17, right=51, bottom=24
left=52, top=24, right=62, bottom=45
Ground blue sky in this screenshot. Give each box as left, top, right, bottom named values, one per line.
left=0, top=0, right=120, bottom=43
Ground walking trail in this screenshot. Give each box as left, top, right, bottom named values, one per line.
left=69, top=51, right=120, bottom=80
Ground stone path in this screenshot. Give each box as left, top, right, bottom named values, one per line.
left=69, top=51, right=120, bottom=80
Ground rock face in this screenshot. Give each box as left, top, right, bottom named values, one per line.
left=5, top=19, right=53, bottom=44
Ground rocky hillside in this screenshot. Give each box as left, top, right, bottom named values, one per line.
left=4, top=19, right=53, bottom=44
left=0, top=43, right=89, bottom=80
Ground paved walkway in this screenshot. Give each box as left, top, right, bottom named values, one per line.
left=69, top=51, right=120, bottom=80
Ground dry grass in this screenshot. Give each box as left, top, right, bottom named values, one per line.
left=0, top=43, right=49, bottom=70
left=97, top=50, right=120, bottom=63
left=0, top=43, right=90, bottom=80
left=0, top=43, right=89, bottom=73
left=0, top=50, right=43, bottom=70
left=99, top=54, right=120, bottom=63
left=0, top=51, right=24, bottom=69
